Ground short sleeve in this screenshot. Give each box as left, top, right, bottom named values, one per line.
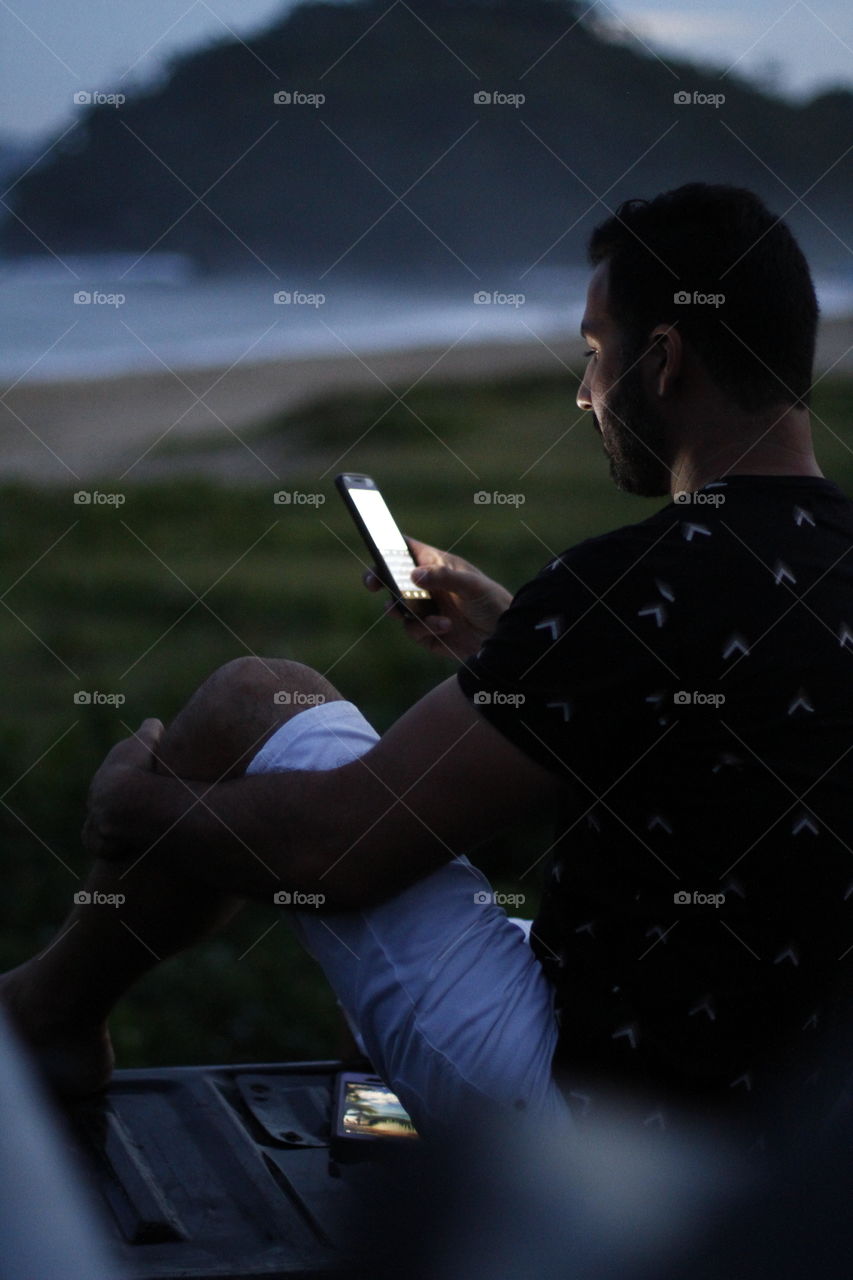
left=456, top=539, right=670, bottom=780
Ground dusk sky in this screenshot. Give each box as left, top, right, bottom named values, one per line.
left=1, top=0, right=851, bottom=144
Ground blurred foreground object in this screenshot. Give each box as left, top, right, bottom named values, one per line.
left=1, top=1038, right=850, bottom=1278
left=0, top=1009, right=115, bottom=1280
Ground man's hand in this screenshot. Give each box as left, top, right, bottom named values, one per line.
left=82, top=719, right=164, bottom=860
left=364, top=538, right=513, bottom=661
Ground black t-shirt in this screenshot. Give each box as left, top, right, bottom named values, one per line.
left=458, top=476, right=853, bottom=1132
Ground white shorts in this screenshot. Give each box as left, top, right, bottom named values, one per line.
left=247, top=700, right=572, bottom=1139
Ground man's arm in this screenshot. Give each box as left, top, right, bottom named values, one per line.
left=85, top=677, right=562, bottom=908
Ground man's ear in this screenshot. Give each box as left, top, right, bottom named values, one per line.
left=647, top=323, right=683, bottom=397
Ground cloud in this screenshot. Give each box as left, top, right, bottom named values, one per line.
left=628, top=9, right=749, bottom=46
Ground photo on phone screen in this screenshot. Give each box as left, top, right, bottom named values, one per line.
left=335, top=473, right=431, bottom=615
left=333, top=1071, right=419, bottom=1140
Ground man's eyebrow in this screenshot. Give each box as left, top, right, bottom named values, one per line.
left=579, top=322, right=595, bottom=340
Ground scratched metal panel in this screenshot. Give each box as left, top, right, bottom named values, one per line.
left=62, top=1060, right=390, bottom=1279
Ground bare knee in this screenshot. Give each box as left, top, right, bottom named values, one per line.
left=157, top=657, right=345, bottom=781
left=215, top=656, right=343, bottom=706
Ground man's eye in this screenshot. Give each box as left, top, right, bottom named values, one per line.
left=583, top=349, right=597, bottom=359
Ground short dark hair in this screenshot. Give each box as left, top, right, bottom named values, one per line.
left=587, top=184, right=818, bottom=410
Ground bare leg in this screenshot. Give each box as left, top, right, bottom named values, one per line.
left=0, top=657, right=344, bottom=1095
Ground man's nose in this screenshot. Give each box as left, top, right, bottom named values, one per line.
left=576, top=376, right=592, bottom=411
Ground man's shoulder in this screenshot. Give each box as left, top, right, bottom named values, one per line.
left=524, top=502, right=680, bottom=595
left=557, top=504, right=678, bottom=564
left=527, top=476, right=853, bottom=594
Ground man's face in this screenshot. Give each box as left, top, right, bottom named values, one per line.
left=577, top=261, right=672, bottom=498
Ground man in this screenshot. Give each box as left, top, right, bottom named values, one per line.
left=3, top=184, right=851, bottom=1144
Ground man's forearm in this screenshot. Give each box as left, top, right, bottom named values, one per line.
left=118, top=768, right=305, bottom=900
left=91, top=679, right=556, bottom=908
left=114, top=761, right=447, bottom=909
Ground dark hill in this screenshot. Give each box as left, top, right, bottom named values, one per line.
left=2, top=0, right=851, bottom=277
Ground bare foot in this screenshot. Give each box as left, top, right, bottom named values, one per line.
left=0, top=962, right=114, bottom=1098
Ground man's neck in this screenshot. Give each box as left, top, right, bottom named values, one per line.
left=670, top=405, right=823, bottom=496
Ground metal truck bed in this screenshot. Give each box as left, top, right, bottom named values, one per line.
left=62, top=1059, right=406, bottom=1279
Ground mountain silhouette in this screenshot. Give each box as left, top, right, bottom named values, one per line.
left=2, top=0, right=851, bottom=279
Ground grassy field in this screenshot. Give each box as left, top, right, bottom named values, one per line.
left=2, top=366, right=852, bottom=1069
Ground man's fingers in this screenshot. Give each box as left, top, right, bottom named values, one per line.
left=135, top=717, right=164, bottom=746
left=411, top=564, right=479, bottom=596
left=404, top=536, right=432, bottom=560
left=419, top=614, right=452, bottom=633
left=402, top=614, right=452, bottom=642
left=131, top=718, right=164, bottom=767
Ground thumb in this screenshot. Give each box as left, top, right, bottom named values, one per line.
left=412, top=564, right=483, bottom=597
left=134, top=718, right=164, bottom=751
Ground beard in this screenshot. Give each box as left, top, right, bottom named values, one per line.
left=596, top=359, right=671, bottom=498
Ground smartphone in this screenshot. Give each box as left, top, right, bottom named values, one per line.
left=333, top=1071, right=419, bottom=1141
left=335, top=473, right=432, bottom=617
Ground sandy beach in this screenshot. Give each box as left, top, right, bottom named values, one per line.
left=1, top=321, right=850, bottom=484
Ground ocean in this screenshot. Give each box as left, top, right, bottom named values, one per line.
left=0, top=254, right=589, bottom=385
left=2, top=254, right=850, bottom=387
